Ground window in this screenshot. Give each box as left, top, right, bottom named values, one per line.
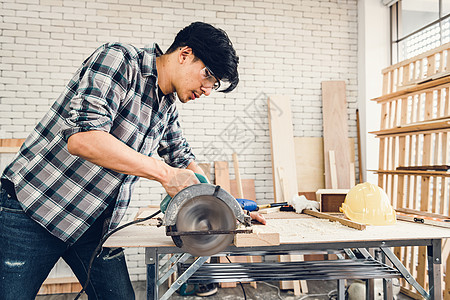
left=390, top=0, right=450, bottom=63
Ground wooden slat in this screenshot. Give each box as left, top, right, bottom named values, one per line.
left=229, top=179, right=256, bottom=201
left=370, top=120, right=450, bottom=136
left=293, top=137, right=325, bottom=192
left=0, top=138, right=25, bottom=153
left=303, top=210, right=366, bottom=230
left=396, top=207, right=450, bottom=219
left=214, top=161, right=231, bottom=193
left=232, top=153, right=244, bottom=199
left=383, top=43, right=450, bottom=73
left=428, top=55, right=436, bottom=77
left=198, top=163, right=211, bottom=182
left=372, top=75, right=450, bottom=103
left=328, top=150, right=338, bottom=189
left=267, top=95, right=299, bottom=203
left=372, top=169, right=450, bottom=177
left=321, top=81, right=351, bottom=189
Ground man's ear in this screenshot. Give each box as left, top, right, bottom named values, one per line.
left=178, top=46, right=193, bottom=64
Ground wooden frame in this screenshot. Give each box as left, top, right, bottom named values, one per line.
left=375, top=44, right=450, bottom=298
left=381, top=42, right=450, bottom=95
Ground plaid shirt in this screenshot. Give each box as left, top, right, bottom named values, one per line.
left=2, top=42, right=195, bottom=244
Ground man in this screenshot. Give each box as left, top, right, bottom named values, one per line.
left=0, top=22, right=261, bottom=299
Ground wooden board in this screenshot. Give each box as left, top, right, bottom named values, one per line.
left=294, top=137, right=355, bottom=194
left=294, top=137, right=325, bottom=192
left=267, top=95, right=299, bottom=203
left=230, top=179, right=256, bottom=201
left=214, top=161, right=231, bottom=192
left=234, top=232, right=280, bottom=247
left=0, top=138, right=25, bottom=153
left=303, top=210, right=366, bottom=230
left=197, top=163, right=211, bottom=182
left=321, top=81, right=352, bottom=189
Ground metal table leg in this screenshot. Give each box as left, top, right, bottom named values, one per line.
left=156, top=253, right=191, bottom=286
left=366, top=279, right=375, bottom=300
left=337, top=279, right=345, bottom=300
left=427, top=239, right=442, bottom=300
left=159, top=256, right=210, bottom=300
left=146, top=248, right=158, bottom=300
left=380, top=251, right=394, bottom=300
left=381, top=247, right=430, bottom=300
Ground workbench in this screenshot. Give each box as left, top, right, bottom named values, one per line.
left=104, top=213, right=450, bottom=300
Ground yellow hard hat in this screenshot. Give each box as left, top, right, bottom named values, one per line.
left=340, top=182, right=396, bottom=226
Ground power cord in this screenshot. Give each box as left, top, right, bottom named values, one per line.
left=260, top=282, right=283, bottom=300
left=298, top=289, right=339, bottom=300
left=74, top=209, right=162, bottom=300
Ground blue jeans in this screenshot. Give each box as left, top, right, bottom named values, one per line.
left=0, top=186, right=135, bottom=300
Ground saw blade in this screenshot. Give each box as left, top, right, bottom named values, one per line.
left=174, top=195, right=236, bottom=256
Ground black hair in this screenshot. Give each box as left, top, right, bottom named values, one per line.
left=166, top=22, right=239, bottom=93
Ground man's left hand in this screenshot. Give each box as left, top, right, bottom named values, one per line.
left=249, top=211, right=266, bottom=225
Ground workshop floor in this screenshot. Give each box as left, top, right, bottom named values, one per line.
left=36, top=280, right=414, bottom=299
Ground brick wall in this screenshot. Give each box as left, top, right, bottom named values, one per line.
left=0, top=0, right=358, bottom=280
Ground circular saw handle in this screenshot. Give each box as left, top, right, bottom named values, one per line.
left=160, top=173, right=208, bottom=213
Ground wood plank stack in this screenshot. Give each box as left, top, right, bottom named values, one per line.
left=372, top=42, right=450, bottom=299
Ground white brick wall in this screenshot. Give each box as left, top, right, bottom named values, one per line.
left=0, top=0, right=358, bottom=280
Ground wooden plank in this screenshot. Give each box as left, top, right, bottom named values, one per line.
left=396, top=214, right=450, bottom=229
left=0, top=138, right=25, bottom=153
left=396, top=207, right=450, bottom=220
left=328, top=150, right=338, bottom=189
left=232, top=153, right=244, bottom=198
left=234, top=232, right=280, bottom=247
left=370, top=120, right=450, bottom=136
left=397, top=165, right=450, bottom=171
left=303, top=209, right=366, bottom=230
left=400, top=286, right=426, bottom=300
left=229, top=179, right=256, bottom=201
left=427, top=55, right=436, bottom=77
left=214, top=161, right=231, bottom=193
left=373, top=75, right=450, bottom=103
left=294, top=137, right=355, bottom=193
left=198, top=163, right=211, bottom=182
left=0, top=138, right=25, bottom=147
left=356, top=109, right=363, bottom=183
left=294, top=137, right=325, bottom=192
left=322, top=81, right=351, bottom=189
left=417, top=246, right=427, bottom=291
left=445, top=87, right=450, bottom=117
left=267, top=95, right=299, bottom=203
left=372, top=169, right=450, bottom=177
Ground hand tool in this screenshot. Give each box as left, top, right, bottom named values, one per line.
left=235, top=198, right=289, bottom=211
left=160, top=173, right=252, bottom=256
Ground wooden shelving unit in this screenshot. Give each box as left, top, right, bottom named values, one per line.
left=373, top=43, right=450, bottom=299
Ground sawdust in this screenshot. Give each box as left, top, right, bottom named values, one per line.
left=249, top=217, right=450, bottom=244
left=253, top=218, right=335, bottom=239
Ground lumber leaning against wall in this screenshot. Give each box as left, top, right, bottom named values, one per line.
left=321, top=81, right=352, bottom=189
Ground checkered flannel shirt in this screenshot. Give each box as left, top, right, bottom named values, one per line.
left=2, top=42, right=195, bottom=244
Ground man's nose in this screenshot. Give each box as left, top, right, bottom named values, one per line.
left=201, top=86, right=212, bottom=96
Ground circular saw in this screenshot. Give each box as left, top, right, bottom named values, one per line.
left=160, top=173, right=251, bottom=256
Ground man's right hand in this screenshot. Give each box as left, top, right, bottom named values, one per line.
left=161, top=167, right=200, bottom=198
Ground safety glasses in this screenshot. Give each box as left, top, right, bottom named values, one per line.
left=200, top=66, right=220, bottom=91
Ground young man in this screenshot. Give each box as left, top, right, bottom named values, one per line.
left=0, top=22, right=251, bottom=299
